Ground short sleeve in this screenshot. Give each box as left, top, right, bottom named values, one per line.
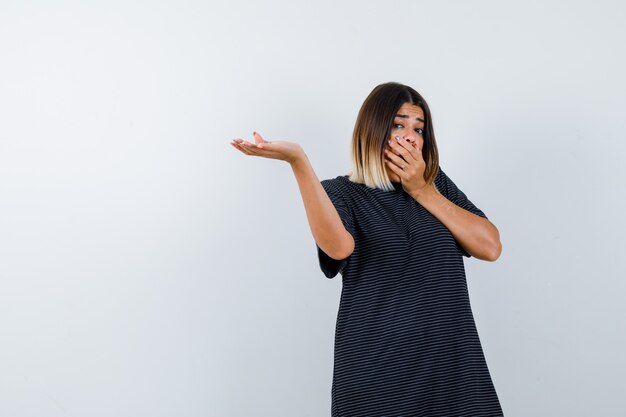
left=434, top=167, right=488, bottom=257
left=316, top=179, right=355, bottom=279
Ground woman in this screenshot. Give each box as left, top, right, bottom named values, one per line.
left=230, top=82, right=504, bottom=416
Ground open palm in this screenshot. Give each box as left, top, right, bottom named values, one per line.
left=230, top=132, right=304, bottom=164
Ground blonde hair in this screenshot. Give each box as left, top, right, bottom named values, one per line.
left=348, top=82, right=440, bottom=192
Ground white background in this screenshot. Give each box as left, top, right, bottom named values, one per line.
left=1, top=1, right=624, bottom=416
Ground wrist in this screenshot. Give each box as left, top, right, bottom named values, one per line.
left=411, top=183, right=435, bottom=202
left=289, top=150, right=309, bottom=169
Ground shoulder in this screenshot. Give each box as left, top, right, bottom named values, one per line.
left=320, top=175, right=358, bottom=205
left=320, top=175, right=352, bottom=192
left=321, top=174, right=350, bottom=184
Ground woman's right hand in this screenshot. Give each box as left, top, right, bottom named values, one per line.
left=230, top=131, right=305, bottom=164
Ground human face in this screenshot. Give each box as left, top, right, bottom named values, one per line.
left=385, top=102, right=425, bottom=182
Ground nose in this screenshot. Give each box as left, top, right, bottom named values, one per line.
left=397, top=134, right=417, bottom=144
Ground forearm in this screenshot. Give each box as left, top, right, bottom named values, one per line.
left=410, top=185, right=501, bottom=261
left=290, top=154, right=355, bottom=260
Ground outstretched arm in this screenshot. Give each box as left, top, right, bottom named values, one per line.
left=231, top=132, right=354, bottom=261
left=290, top=154, right=354, bottom=260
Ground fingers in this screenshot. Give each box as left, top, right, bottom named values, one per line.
left=253, top=131, right=264, bottom=146
left=230, top=136, right=276, bottom=156
left=387, top=138, right=415, bottom=164
left=396, top=136, right=419, bottom=161
left=384, top=146, right=407, bottom=169
left=231, top=139, right=256, bottom=155
left=389, top=136, right=422, bottom=163
left=385, top=153, right=406, bottom=177
left=232, top=135, right=260, bottom=150
left=253, top=131, right=276, bottom=149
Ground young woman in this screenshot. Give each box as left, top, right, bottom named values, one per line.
left=230, top=82, right=504, bottom=416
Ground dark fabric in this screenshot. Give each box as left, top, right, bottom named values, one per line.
left=316, top=166, right=504, bottom=417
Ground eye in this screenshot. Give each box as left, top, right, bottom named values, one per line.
left=394, top=124, right=424, bottom=135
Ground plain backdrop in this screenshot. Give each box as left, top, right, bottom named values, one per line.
left=1, top=1, right=624, bottom=416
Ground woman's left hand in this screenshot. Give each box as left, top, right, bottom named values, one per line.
left=384, top=136, right=429, bottom=196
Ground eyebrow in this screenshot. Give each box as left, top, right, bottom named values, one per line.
left=396, top=114, right=425, bottom=123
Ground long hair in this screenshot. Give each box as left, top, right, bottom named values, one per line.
left=348, top=82, right=440, bottom=192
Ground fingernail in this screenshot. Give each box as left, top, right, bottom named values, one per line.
left=395, top=136, right=400, bottom=142
left=388, top=140, right=392, bottom=145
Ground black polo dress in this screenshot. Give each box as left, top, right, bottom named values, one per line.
left=316, top=166, right=504, bottom=417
